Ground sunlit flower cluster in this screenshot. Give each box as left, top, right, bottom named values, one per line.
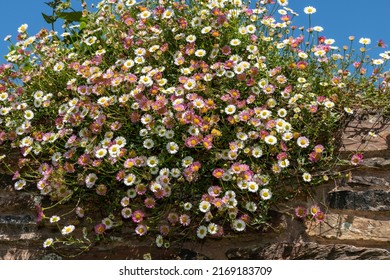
left=294, top=204, right=326, bottom=223
left=0, top=0, right=388, bottom=250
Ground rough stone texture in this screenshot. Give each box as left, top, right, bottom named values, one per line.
left=306, top=214, right=390, bottom=244
left=1, top=114, right=390, bottom=259
left=226, top=242, right=390, bottom=260
left=328, top=190, right=390, bottom=211
left=340, top=113, right=390, bottom=156
left=362, top=157, right=390, bottom=168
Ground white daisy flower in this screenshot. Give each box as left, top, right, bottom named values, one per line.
left=302, top=172, right=312, bottom=182
left=61, top=225, right=75, bottom=235
left=166, top=142, right=179, bottom=154
left=95, top=148, right=107, bottom=159
left=85, top=173, right=98, bottom=188
left=264, top=135, right=277, bottom=145
left=199, top=201, right=211, bottom=213
left=124, top=173, right=136, bottom=186
left=14, top=179, right=26, bottom=190
left=196, top=225, right=207, bottom=239
left=143, top=139, right=155, bottom=149
left=304, top=6, right=316, bottom=14
left=50, top=215, right=61, bottom=223
left=260, top=188, right=272, bottom=200
left=297, top=136, right=310, bottom=148
left=43, top=238, right=54, bottom=248
left=232, top=219, right=246, bottom=231
left=225, top=104, right=236, bottom=115
left=247, top=181, right=259, bottom=193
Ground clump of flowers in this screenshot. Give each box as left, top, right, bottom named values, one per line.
left=0, top=0, right=388, bottom=251
left=294, top=205, right=326, bottom=223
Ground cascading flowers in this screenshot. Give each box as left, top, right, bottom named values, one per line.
left=0, top=0, right=388, bottom=252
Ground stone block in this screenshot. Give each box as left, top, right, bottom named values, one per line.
left=328, top=189, right=390, bottom=211
left=306, top=214, right=390, bottom=243
left=226, top=242, right=390, bottom=260
left=341, top=114, right=390, bottom=153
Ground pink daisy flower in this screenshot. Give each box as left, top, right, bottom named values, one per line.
left=131, top=210, right=144, bottom=223
left=294, top=206, right=307, bottom=219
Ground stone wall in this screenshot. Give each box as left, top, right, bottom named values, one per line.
left=1, top=112, right=389, bottom=260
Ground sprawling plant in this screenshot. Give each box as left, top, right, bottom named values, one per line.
left=0, top=0, right=388, bottom=252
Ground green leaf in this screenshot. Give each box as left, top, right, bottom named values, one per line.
left=56, top=11, right=83, bottom=22
left=80, top=21, right=87, bottom=30
left=42, top=13, right=57, bottom=24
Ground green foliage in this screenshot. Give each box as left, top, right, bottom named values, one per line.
left=0, top=0, right=388, bottom=254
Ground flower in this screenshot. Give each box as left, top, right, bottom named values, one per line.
left=85, top=173, right=98, bottom=188
left=135, top=224, right=148, bottom=236
left=230, top=39, right=241, bottom=46
left=344, top=107, right=354, bottom=114
left=199, top=201, right=211, bottom=213
left=264, top=135, right=277, bottom=145
left=53, top=62, right=64, bottom=72
left=372, top=59, right=384, bottom=65
left=302, top=172, right=312, bottom=182
left=43, top=238, right=54, bottom=248
left=124, top=173, right=136, bottom=186
left=225, top=104, right=236, bottom=115
left=297, top=136, right=310, bottom=148
left=310, top=205, right=321, bottom=216
left=260, top=188, right=272, bottom=200
left=359, top=37, right=371, bottom=45
left=61, top=225, right=75, bottom=235
left=14, top=179, right=26, bottom=190
left=3, top=0, right=387, bottom=249
left=377, top=39, right=387, bottom=48
left=245, top=201, right=257, bottom=212
left=195, top=49, right=206, bottom=57
left=94, top=223, right=106, bottom=234
left=84, top=36, right=97, bottom=46
left=196, top=225, right=207, bottom=239
left=121, top=207, right=132, bottom=219
left=102, top=217, right=113, bottom=229
left=351, top=153, right=363, bottom=166
left=315, top=211, right=326, bottom=222
left=294, top=206, right=307, bottom=219
left=207, top=223, right=218, bottom=235
left=17, top=24, right=28, bottom=33
left=179, top=214, right=191, bottom=226
left=304, top=6, right=316, bottom=15
left=132, top=210, right=145, bottom=223
left=166, top=142, right=179, bottom=154
left=232, top=219, right=246, bottom=231
left=247, top=181, right=259, bottom=193
left=156, top=234, right=164, bottom=247
left=76, top=207, right=85, bottom=218
left=95, top=148, right=107, bottom=158
left=49, top=215, right=60, bottom=223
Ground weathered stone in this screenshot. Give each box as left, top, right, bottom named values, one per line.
left=0, top=192, right=37, bottom=209
left=0, top=248, right=34, bottom=260
left=340, top=114, right=390, bottom=154
left=306, top=214, right=390, bottom=243
left=362, top=157, right=390, bottom=168
left=346, top=175, right=390, bottom=189
left=72, top=245, right=210, bottom=260
left=41, top=253, right=63, bottom=260
left=328, top=189, right=390, bottom=211
left=226, top=242, right=390, bottom=260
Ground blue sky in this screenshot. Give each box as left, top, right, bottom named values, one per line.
left=0, top=0, right=389, bottom=64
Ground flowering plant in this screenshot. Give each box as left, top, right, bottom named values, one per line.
left=0, top=0, right=388, bottom=252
